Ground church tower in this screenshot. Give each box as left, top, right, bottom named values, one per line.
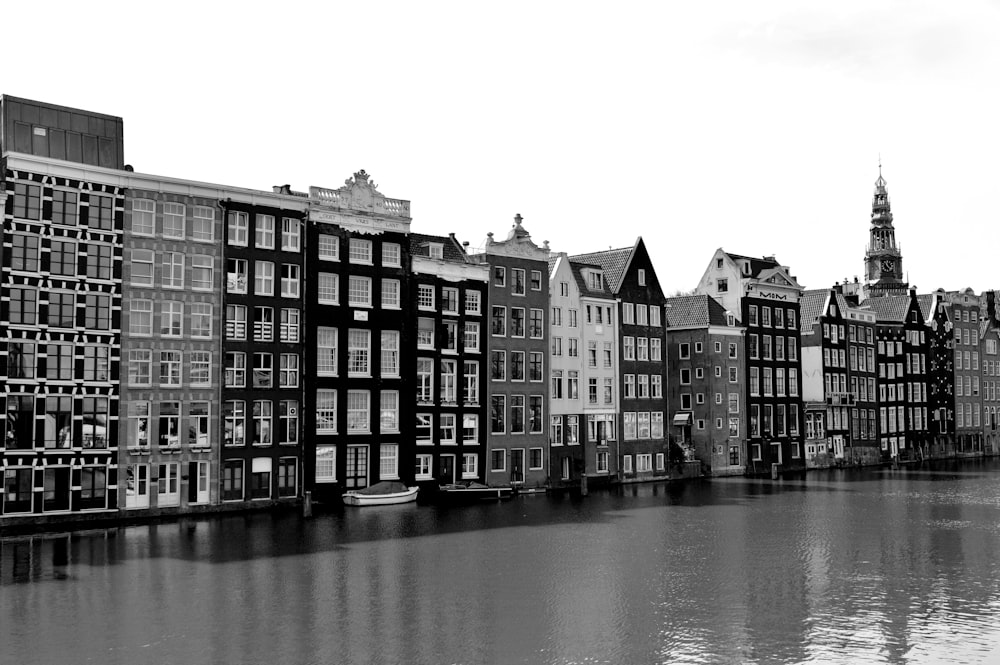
left=863, top=164, right=908, bottom=300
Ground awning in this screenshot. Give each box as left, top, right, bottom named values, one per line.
left=672, top=413, right=692, bottom=425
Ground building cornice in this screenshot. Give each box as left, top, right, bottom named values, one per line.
left=412, top=256, right=489, bottom=283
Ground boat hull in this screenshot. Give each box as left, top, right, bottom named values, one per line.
left=342, top=486, right=419, bottom=506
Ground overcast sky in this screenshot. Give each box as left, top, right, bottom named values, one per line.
left=5, top=1, right=999, bottom=295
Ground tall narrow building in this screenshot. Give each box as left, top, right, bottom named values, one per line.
left=863, top=166, right=908, bottom=300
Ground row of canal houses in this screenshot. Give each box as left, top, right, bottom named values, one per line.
left=2, top=96, right=1000, bottom=528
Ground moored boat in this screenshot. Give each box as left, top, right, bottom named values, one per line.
left=342, top=481, right=419, bottom=506
left=437, top=481, right=514, bottom=503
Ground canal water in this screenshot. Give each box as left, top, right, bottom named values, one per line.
left=4, top=460, right=1000, bottom=665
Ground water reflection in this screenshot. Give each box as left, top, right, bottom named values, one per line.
left=4, top=461, right=1000, bottom=664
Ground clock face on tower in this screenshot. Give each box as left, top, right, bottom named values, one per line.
left=880, top=259, right=894, bottom=275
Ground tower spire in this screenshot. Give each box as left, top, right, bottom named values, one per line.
left=863, top=160, right=907, bottom=300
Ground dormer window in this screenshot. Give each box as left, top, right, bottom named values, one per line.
left=742, top=261, right=750, bottom=275
left=588, top=272, right=604, bottom=291
left=428, top=243, right=444, bottom=259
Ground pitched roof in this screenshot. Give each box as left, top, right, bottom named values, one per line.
left=864, top=294, right=914, bottom=324
left=409, top=232, right=467, bottom=262
left=569, top=259, right=612, bottom=299
left=568, top=245, right=633, bottom=293
left=723, top=252, right=781, bottom=278
left=664, top=294, right=731, bottom=328
left=799, top=289, right=830, bottom=328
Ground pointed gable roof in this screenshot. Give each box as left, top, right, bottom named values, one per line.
left=568, top=244, right=633, bottom=294
left=664, top=294, right=731, bottom=328
left=865, top=293, right=916, bottom=324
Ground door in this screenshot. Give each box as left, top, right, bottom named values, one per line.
left=126, top=464, right=150, bottom=508
left=345, top=445, right=369, bottom=489
left=439, top=455, right=456, bottom=484
left=561, top=456, right=571, bottom=480
left=511, top=449, right=525, bottom=484
left=188, top=461, right=209, bottom=504
left=833, top=435, right=845, bottom=459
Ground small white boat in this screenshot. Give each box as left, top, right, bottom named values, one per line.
left=342, top=481, right=419, bottom=506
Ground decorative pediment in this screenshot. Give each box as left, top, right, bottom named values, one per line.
left=309, top=169, right=411, bottom=220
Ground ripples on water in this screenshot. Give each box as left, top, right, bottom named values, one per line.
left=4, top=460, right=1000, bottom=665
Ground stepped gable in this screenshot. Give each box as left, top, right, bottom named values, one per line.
left=568, top=246, right=632, bottom=294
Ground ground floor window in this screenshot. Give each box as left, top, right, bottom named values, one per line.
left=277, top=458, right=296, bottom=497
left=462, top=453, right=478, bottom=479
left=636, top=454, right=652, bottom=472
left=315, top=446, right=336, bottom=483
left=528, top=447, right=544, bottom=470
left=43, top=468, right=71, bottom=512
left=790, top=442, right=801, bottom=459
left=655, top=453, right=665, bottom=471
left=490, top=449, right=506, bottom=472
left=3, top=468, right=33, bottom=513
left=415, top=454, right=433, bottom=479
left=729, top=446, right=740, bottom=466
left=222, top=460, right=244, bottom=501
left=158, top=463, right=180, bottom=507
left=380, top=444, right=399, bottom=480
left=79, top=466, right=107, bottom=510
left=596, top=451, right=609, bottom=473
left=622, top=455, right=633, bottom=473
left=251, top=458, right=272, bottom=499
left=751, top=443, right=762, bottom=461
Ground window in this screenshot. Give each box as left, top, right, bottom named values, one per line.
left=7, top=341, right=35, bottom=379
left=416, top=454, right=433, bottom=479
left=223, top=401, right=247, bottom=447
left=493, top=266, right=506, bottom=287
left=192, top=206, right=214, bottom=241
left=128, top=349, right=153, bottom=386
left=161, top=202, right=185, bottom=238
left=492, top=306, right=507, bottom=336
left=529, top=396, right=543, bottom=433
left=252, top=353, right=273, bottom=388
left=512, top=268, right=526, bottom=295
left=638, top=269, right=646, bottom=286
left=158, top=402, right=181, bottom=449
left=442, top=287, right=460, bottom=314
left=316, top=391, right=337, bottom=434
left=11, top=234, right=40, bottom=272
left=319, top=234, right=340, bottom=261
left=44, top=343, right=73, bottom=381
left=43, top=396, right=72, bottom=448
left=280, top=353, right=299, bottom=387
left=443, top=321, right=459, bottom=352
left=222, top=460, right=244, bottom=501
left=529, top=309, right=544, bottom=338
left=381, top=330, right=400, bottom=377
left=49, top=239, right=77, bottom=276
left=510, top=351, right=525, bottom=381
left=226, top=304, right=247, bottom=340
left=624, top=337, right=635, bottom=360
left=568, top=371, right=579, bottom=400
left=347, top=391, right=371, bottom=433
left=382, top=279, right=400, bottom=309
left=651, top=338, right=662, bottom=361
left=281, top=217, right=301, bottom=251
left=462, top=453, right=479, bottom=479
left=588, top=272, right=603, bottom=291
left=227, top=258, right=248, bottom=293
left=637, top=305, right=648, bottom=326
left=252, top=401, right=272, bottom=445
left=650, top=306, right=661, bottom=327
left=280, top=401, right=299, bottom=445
left=315, top=272, right=339, bottom=304
left=86, top=194, right=114, bottom=230
left=623, top=303, right=635, bottom=325
left=228, top=211, right=249, bottom=245
left=86, top=242, right=113, bottom=280
left=636, top=454, right=652, bottom=472
left=551, top=416, right=564, bottom=446
left=464, top=361, right=480, bottom=403
left=190, top=351, right=211, bottom=387
left=529, top=270, right=542, bottom=290
left=128, top=299, right=152, bottom=336
left=189, top=402, right=210, bottom=448
left=637, top=338, right=649, bottom=361
left=255, top=261, right=274, bottom=296
left=84, top=294, right=111, bottom=329
left=418, top=284, right=435, bottom=309
left=529, top=448, right=544, bottom=470
left=131, top=198, right=155, bottom=235
left=47, top=291, right=76, bottom=328
left=418, top=317, right=435, bottom=349
left=463, top=414, right=480, bottom=444
left=349, top=238, right=372, bottom=264
left=281, top=264, right=300, bottom=298
left=51, top=189, right=78, bottom=226
left=380, top=391, right=399, bottom=433
left=161, top=301, right=183, bottom=337
left=439, top=414, right=457, bottom=443
left=465, top=290, right=481, bottom=315
left=569, top=309, right=578, bottom=327
left=417, top=358, right=434, bottom=402
left=382, top=242, right=401, bottom=267
left=160, top=350, right=182, bottom=386
left=190, top=302, right=212, bottom=338
left=189, top=254, right=213, bottom=290
left=440, top=359, right=458, bottom=403
left=511, top=308, right=525, bottom=337
left=380, top=444, right=400, bottom=479
left=225, top=352, right=246, bottom=387
left=491, top=395, right=506, bottom=433
left=464, top=322, right=480, bottom=353
left=348, top=276, right=372, bottom=307
left=529, top=352, right=544, bottom=381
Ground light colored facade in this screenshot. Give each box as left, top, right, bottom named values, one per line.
left=548, top=254, right=619, bottom=487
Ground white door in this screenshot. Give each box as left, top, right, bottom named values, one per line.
left=125, top=464, right=149, bottom=509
